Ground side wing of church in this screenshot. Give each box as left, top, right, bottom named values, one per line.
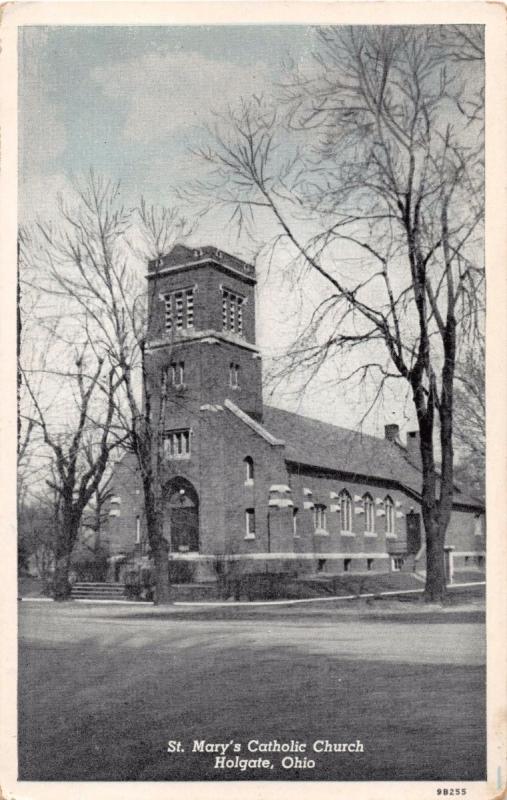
left=106, top=245, right=485, bottom=584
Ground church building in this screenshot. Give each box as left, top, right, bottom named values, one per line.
left=106, top=245, right=485, bottom=583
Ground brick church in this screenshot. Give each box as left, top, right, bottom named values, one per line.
left=106, top=245, right=485, bottom=583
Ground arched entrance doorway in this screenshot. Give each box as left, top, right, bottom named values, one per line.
left=165, top=477, right=199, bottom=553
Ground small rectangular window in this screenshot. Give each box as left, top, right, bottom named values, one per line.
left=314, top=504, right=327, bottom=531
left=344, top=558, right=351, bottom=573
left=169, top=362, right=185, bottom=387
left=367, top=558, right=374, bottom=571
left=164, top=429, right=191, bottom=460
left=245, top=509, right=256, bottom=538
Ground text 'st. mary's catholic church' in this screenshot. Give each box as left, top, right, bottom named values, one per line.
left=106, top=245, right=485, bottom=582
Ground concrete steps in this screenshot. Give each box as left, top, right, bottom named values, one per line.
left=71, top=582, right=126, bottom=600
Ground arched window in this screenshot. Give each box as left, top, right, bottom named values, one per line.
left=244, top=456, right=254, bottom=483
left=363, top=493, right=375, bottom=534
left=313, top=504, right=327, bottom=532
left=385, top=496, right=395, bottom=535
left=339, top=490, right=352, bottom=532
left=229, top=363, right=240, bottom=388
left=292, top=507, right=299, bottom=537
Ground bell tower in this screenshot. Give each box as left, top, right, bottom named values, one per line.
left=145, top=244, right=263, bottom=421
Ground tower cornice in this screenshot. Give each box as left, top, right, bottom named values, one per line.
left=145, top=328, right=261, bottom=354
left=147, top=245, right=256, bottom=286
left=146, top=258, right=256, bottom=286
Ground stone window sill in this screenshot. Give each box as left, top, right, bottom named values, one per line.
left=244, top=479, right=254, bottom=487
left=244, top=534, right=256, bottom=541
left=314, top=528, right=329, bottom=536
left=385, top=533, right=397, bottom=539
left=364, top=531, right=377, bottom=537
left=340, top=530, right=355, bottom=537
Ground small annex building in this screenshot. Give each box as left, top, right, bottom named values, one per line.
left=106, top=245, right=485, bottom=583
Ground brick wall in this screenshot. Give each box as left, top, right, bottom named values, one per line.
left=445, top=507, right=485, bottom=570
left=105, top=454, right=145, bottom=555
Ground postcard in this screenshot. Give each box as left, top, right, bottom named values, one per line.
left=0, top=3, right=505, bottom=799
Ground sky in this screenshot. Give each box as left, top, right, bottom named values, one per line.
left=19, top=25, right=317, bottom=218
left=19, top=24, right=424, bottom=436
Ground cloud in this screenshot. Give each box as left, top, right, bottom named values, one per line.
left=19, top=30, right=68, bottom=185
left=91, top=50, right=271, bottom=143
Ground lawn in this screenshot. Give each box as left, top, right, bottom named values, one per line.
left=18, top=598, right=486, bottom=781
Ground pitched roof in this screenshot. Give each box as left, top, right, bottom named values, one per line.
left=224, top=400, right=284, bottom=446
left=262, top=405, right=483, bottom=510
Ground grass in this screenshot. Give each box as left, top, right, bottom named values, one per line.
left=18, top=598, right=486, bottom=782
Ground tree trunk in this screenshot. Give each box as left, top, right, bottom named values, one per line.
left=52, top=511, right=81, bottom=600
left=412, top=382, right=448, bottom=603
left=424, top=519, right=447, bottom=602
left=143, top=478, right=172, bottom=605
left=152, top=538, right=171, bottom=605
left=52, top=553, right=72, bottom=600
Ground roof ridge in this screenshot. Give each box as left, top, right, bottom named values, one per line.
left=263, top=404, right=388, bottom=445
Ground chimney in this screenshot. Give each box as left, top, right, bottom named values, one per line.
left=406, top=430, right=421, bottom=466
left=384, top=423, right=400, bottom=443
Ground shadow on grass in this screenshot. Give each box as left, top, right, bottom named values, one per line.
left=100, top=608, right=485, bottom=625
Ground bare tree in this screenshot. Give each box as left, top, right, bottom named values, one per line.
left=189, top=26, right=484, bottom=600
left=21, top=173, right=191, bottom=604
left=18, top=487, right=59, bottom=593
left=21, top=343, right=123, bottom=598
left=453, top=336, right=485, bottom=499
left=82, top=471, right=113, bottom=550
